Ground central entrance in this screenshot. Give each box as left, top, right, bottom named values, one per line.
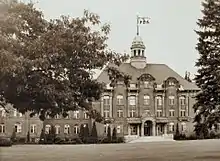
left=144, top=120, right=153, bottom=136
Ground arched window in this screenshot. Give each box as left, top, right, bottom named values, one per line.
left=169, top=122, right=175, bottom=132
left=104, top=124, right=109, bottom=133
left=73, top=110, right=80, bottom=119
left=45, top=124, right=51, bottom=134
left=117, top=95, right=123, bottom=105
left=138, top=49, right=141, bottom=56
left=180, top=96, right=186, bottom=105
left=64, top=124, right=70, bottom=134
left=169, top=96, right=175, bottom=105
left=103, top=95, right=110, bottom=106
left=144, top=95, right=150, bottom=105
left=14, top=123, right=22, bottom=133
left=74, top=124, right=79, bottom=134
left=142, top=50, right=144, bottom=56
left=55, top=125, right=60, bottom=134
left=156, top=96, right=162, bottom=106
left=129, top=96, right=136, bottom=106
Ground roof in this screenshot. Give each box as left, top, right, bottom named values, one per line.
left=96, top=63, right=200, bottom=90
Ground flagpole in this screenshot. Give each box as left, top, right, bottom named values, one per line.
left=136, top=15, right=139, bottom=36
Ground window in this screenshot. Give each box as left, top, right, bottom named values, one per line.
left=129, top=109, right=136, bottom=117
left=129, top=96, right=136, bottom=106
left=84, top=111, right=89, bottom=119
left=156, top=96, right=162, bottom=106
left=180, top=96, right=186, bottom=105
left=0, top=124, right=5, bottom=133
left=45, top=124, right=51, bottom=134
left=13, top=109, right=17, bottom=117
left=65, top=112, right=70, bottom=119
left=117, top=109, right=123, bottom=118
left=129, top=84, right=136, bottom=88
left=104, top=124, right=109, bottom=133
left=181, top=110, right=186, bottom=117
left=144, top=81, right=149, bottom=88
left=103, top=96, right=110, bottom=106
left=117, top=125, right=123, bottom=134
left=74, top=125, right=79, bottom=134
left=138, top=49, right=141, bottom=56
left=30, top=124, right=37, bottom=134
left=55, top=125, right=60, bottom=134
left=169, top=109, right=175, bottom=117
left=73, top=110, right=80, bottom=119
left=104, top=110, right=110, bottom=118
left=64, top=124, right=70, bottom=134
left=55, top=114, right=60, bottom=119
left=169, top=81, right=175, bottom=86
left=144, top=95, right=150, bottom=105
left=15, top=123, right=22, bottom=133
left=181, top=122, right=186, bottom=132
left=156, top=110, right=162, bottom=117
left=169, top=123, right=175, bottom=132
left=117, top=95, right=123, bottom=105
left=0, top=108, right=6, bottom=117
left=169, top=96, right=175, bottom=105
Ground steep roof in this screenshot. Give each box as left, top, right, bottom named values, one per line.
left=96, top=63, right=199, bottom=90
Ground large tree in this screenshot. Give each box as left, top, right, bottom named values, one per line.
left=194, top=0, right=220, bottom=137
left=0, top=1, right=129, bottom=121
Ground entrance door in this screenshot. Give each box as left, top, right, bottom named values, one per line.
left=144, top=121, right=152, bottom=136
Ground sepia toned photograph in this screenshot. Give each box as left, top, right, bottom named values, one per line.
left=0, top=0, right=220, bottom=160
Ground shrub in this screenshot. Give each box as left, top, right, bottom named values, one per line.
left=0, top=137, right=12, bottom=147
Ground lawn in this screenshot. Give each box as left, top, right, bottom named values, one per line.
left=1, top=139, right=220, bottom=161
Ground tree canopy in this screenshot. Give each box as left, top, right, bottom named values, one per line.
left=193, top=0, right=220, bottom=136
left=0, top=0, right=129, bottom=121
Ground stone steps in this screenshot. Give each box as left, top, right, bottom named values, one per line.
left=125, top=134, right=174, bottom=143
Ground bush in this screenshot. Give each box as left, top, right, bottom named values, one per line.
left=0, top=137, right=12, bottom=147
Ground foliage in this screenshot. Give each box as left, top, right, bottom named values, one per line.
left=112, top=127, right=117, bottom=141
left=193, top=0, right=220, bottom=136
left=107, top=126, right=111, bottom=142
left=26, top=131, right=30, bottom=143
left=79, top=124, right=84, bottom=142
left=0, top=0, right=129, bottom=121
left=0, top=137, right=12, bottom=147
left=39, top=129, right=46, bottom=144
left=10, top=129, right=16, bottom=143
left=90, top=121, right=98, bottom=143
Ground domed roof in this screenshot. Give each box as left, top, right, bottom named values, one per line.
left=131, top=35, right=145, bottom=49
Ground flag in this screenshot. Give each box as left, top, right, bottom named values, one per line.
left=138, top=16, right=150, bottom=25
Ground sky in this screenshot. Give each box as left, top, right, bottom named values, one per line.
left=28, top=0, right=203, bottom=78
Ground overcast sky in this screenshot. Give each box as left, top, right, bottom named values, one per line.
left=30, top=0, right=203, bottom=78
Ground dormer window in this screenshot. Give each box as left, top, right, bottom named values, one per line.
left=144, top=81, right=149, bottom=88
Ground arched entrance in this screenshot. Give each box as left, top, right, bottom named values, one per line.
left=144, top=120, right=153, bottom=136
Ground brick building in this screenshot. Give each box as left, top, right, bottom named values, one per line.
left=0, top=35, right=201, bottom=141
left=0, top=105, right=43, bottom=142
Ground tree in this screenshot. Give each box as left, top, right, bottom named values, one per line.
left=26, top=131, right=30, bottom=143
left=47, top=125, right=56, bottom=143
left=39, top=129, right=46, bottom=144
left=91, top=121, right=98, bottom=143
left=112, top=127, right=117, bottom=141
left=193, top=0, right=220, bottom=136
left=107, top=126, right=111, bottom=142
left=11, top=128, right=16, bottom=143
left=0, top=1, right=129, bottom=121
left=79, top=124, right=85, bottom=142
left=84, top=124, right=90, bottom=143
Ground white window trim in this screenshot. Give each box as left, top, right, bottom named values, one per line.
left=15, top=123, right=22, bottom=133
left=30, top=124, right=37, bottom=134
left=64, top=124, right=70, bottom=134
left=45, top=124, right=51, bottom=134
left=55, top=125, right=60, bottom=134
left=117, top=95, right=123, bottom=105
left=129, top=96, right=136, bottom=106
left=144, top=95, right=150, bottom=105
left=73, top=110, right=80, bottom=119
left=74, top=125, right=79, bottom=134
left=0, top=124, right=5, bottom=133
left=169, top=96, right=175, bottom=105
